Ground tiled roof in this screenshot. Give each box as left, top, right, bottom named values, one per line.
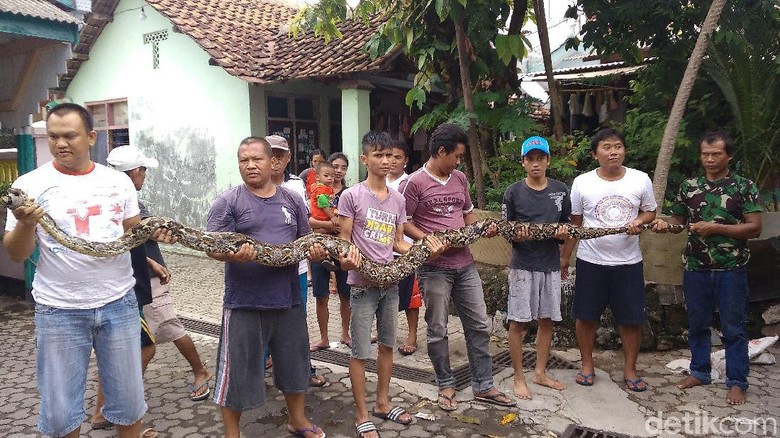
left=146, top=0, right=397, bottom=83
left=0, top=0, right=80, bottom=24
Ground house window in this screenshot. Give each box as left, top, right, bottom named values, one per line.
left=86, top=99, right=129, bottom=165
left=266, top=95, right=319, bottom=173
left=143, top=30, right=168, bottom=69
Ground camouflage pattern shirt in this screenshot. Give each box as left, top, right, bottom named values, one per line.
left=671, top=173, right=762, bottom=271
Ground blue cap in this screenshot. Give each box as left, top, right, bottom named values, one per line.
left=521, top=136, right=550, bottom=157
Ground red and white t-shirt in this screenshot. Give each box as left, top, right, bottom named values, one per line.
left=5, top=161, right=140, bottom=308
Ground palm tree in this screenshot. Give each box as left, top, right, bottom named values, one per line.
left=652, top=0, right=727, bottom=204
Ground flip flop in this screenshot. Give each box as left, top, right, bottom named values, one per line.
left=576, top=372, right=595, bottom=386
left=91, top=420, right=114, bottom=430
left=341, top=339, right=353, bottom=349
left=474, top=390, right=516, bottom=407
left=189, top=380, right=211, bottom=401
left=397, top=344, right=417, bottom=356
left=372, top=406, right=413, bottom=425
left=141, top=428, right=159, bottom=438
left=310, top=343, right=331, bottom=352
left=287, top=423, right=326, bottom=438
left=437, top=392, right=458, bottom=411
left=624, top=377, right=648, bottom=392
left=309, top=374, right=328, bottom=388
left=355, top=421, right=379, bottom=438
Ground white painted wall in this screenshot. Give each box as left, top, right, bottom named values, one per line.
left=66, top=0, right=250, bottom=227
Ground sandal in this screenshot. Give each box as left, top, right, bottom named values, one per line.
left=141, top=428, right=159, bottom=438
left=397, top=344, right=417, bottom=356
left=437, top=392, right=458, bottom=411
left=624, top=377, right=648, bottom=392
left=189, top=380, right=211, bottom=401
left=309, top=374, right=328, bottom=388
left=576, top=372, right=595, bottom=386
left=355, top=421, right=379, bottom=437
left=287, top=423, right=326, bottom=438
left=474, top=390, right=516, bottom=407
left=372, top=406, right=413, bottom=425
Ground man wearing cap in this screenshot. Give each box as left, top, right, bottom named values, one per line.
left=106, top=145, right=212, bottom=402
left=561, top=128, right=656, bottom=392
left=3, top=103, right=172, bottom=438
left=502, top=136, right=571, bottom=399
left=266, top=134, right=328, bottom=388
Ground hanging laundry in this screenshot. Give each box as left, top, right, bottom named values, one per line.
left=598, top=92, right=609, bottom=124
left=581, top=92, right=594, bottom=117
left=568, top=93, right=582, bottom=115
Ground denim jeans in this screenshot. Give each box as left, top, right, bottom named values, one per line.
left=349, top=285, right=399, bottom=359
left=683, top=268, right=750, bottom=390
left=417, top=263, right=494, bottom=393
left=35, top=291, right=147, bottom=436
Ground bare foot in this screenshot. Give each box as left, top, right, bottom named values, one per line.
left=513, top=377, right=533, bottom=400
left=726, top=386, right=746, bottom=405
left=533, top=373, right=566, bottom=391
left=676, top=375, right=705, bottom=390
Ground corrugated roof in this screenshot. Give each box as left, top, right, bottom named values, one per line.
left=0, top=0, right=80, bottom=24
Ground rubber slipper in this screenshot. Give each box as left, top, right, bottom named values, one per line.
left=189, top=380, right=211, bottom=401
left=474, top=390, right=516, bottom=407
left=437, top=392, right=458, bottom=411
left=309, top=374, right=328, bottom=388
left=287, top=423, right=326, bottom=437
left=310, top=343, right=331, bottom=352
left=91, top=420, right=114, bottom=430
left=624, top=377, right=648, bottom=392
left=141, top=428, right=159, bottom=438
left=372, top=406, right=413, bottom=425
left=576, top=372, right=595, bottom=386
left=397, top=344, right=417, bottom=356
left=355, top=421, right=379, bottom=437
left=341, top=339, right=352, bottom=349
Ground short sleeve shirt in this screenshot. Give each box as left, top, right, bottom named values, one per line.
left=309, top=183, right=335, bottom=220
left=502, top=179, right=571, bottom=272
left=570, top=167, right=657, bottom=266
left=401, top=167, right=474, bottom=269
left=671, top=173, right=762, bottom=271
left=340, top=183, right=406, bottom=286
left=206, top=185, right=311, bottom=310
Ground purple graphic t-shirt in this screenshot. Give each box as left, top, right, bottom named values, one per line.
left=400, top=167, right=474, bottom=269
left=339, top=183, right=407, bottom=286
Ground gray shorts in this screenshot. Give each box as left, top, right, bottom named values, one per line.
left=213, top=305, right=309, bottom=411
left=507, top=269, right=562, bottom=323
left=349, top=285, right=399, bottom=360
left=142, top=277, right=187, bottom=344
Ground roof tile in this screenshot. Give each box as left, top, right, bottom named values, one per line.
left=0, top=0, right=80, bottom=24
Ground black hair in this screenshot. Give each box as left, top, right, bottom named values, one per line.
left=315, top=161, right=334, bottom=173
left=47, top=102, right=94, bottom=132
left=590, top=128, right=626, bottom=152
left=310, top=148, right=324, bottom=161
left=361, top=131, right=394, bottom=155
left=238, top=136, right=272, bottom=157
left=428, top=123, right=468, bottom=156
left=328, top=152, right=349, bottom=166
left=391, top=140, right=410, bottom=158
left=700, top=130, right=735, bottom=156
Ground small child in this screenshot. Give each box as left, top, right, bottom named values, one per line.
left=309, top=161, right=338, bottom=224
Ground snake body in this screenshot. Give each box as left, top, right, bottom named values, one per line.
left=4, top=188, right=685, bottom=286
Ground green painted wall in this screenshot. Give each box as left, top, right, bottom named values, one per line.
left=66, top=0, right=250, bottom=227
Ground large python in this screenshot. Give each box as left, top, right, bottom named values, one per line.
left=4, top=188, right=685, bottom=286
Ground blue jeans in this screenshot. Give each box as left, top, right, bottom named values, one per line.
left=417, top=263, right=494, bottom=394
left=35, top=291, right=147, bottom=436
left=683, top=268, right=750, bottom=390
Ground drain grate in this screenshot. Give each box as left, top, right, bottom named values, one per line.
left=450, top=350, right=578, bottom=390
left=310, top=348, right=435, bottom=383
left=179, top=317, right=578, bottom=388
left=180, top=317, right=221, bottom=338
left=560, top=425, right=640, bottom=438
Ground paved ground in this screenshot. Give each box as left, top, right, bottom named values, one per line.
left=0, top=249, right=778, bottom=437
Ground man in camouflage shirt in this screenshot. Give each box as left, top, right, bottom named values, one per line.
left=653, top=131, right=762, bottom=405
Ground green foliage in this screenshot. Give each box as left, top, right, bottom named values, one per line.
left=0, top=181, right=10, bottom=198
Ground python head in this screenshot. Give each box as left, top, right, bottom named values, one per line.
left=3, top=187, right=27, bottom=210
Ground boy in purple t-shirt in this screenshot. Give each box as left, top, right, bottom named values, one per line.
left=400, top=123, right=516, bottom=411
left=339, top=132, right=443, bottom=438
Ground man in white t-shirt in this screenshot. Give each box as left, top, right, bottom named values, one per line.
left=561, top=128, right=657, bottom=393
left=3, top=103, right=171, bottom=438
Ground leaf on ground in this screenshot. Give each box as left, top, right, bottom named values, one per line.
left=500, top=412, right=518, bottom=425
left=452, top=413, right=481, bottom=425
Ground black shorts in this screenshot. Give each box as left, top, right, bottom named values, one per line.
left=213, top=305, right=310, bottom=411
left=311, top=261, right=349, bottom=298
left=397, top=270, right=415, bottom=312
left=139, top=310, right=155, bottom=348
left=572, top=258, right=646, bottom=325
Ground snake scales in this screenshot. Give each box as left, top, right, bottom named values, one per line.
left=4, top=188, right=684, bottom=286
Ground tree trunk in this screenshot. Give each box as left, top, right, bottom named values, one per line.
left=533, top=0, right=565, bottom=140
left=652, top=0, right=727, bottom=204
left=455, top=15, right=487, bottom=209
